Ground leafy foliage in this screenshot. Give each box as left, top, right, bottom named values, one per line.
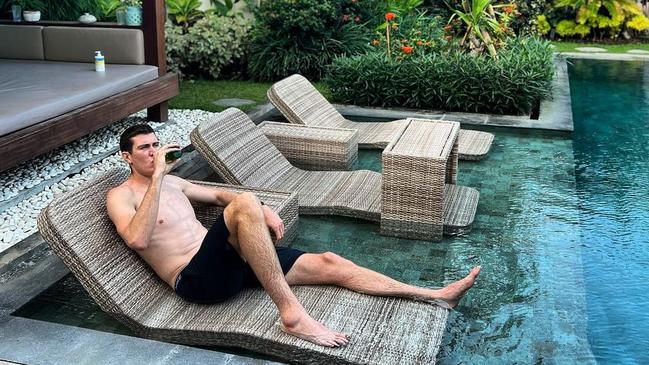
left=247, top=0, right=372, bottom=81
left=324, top=37, right=554, bottom=115
left=552, top=0, right=649, bottom=38
left=165, top=14, right=251, bottom=79
left=97, top=0, right=122, bottom=21
left=10, top=0, right=99, bottom=20
left=370, top=11, right=449, bottom=57
left=166, top=0, right=204, bottom=29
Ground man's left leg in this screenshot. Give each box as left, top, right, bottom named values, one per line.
left=284, top=252, right=480, bottom=308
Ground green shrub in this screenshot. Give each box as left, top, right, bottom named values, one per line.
left=324, top=37, right=554, bottom=115
left=247, top=0, right=372, bottom=81
left=165, top=15, right=251, bottom=79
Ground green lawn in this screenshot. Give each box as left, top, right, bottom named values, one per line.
left=169, top=79, right=330, bottom=112
left=551, top=41, right=649, bottom=53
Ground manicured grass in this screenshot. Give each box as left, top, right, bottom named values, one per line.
left=551, top=41, right=649, bottom=53
left=169, top=79, right=330, bottom=111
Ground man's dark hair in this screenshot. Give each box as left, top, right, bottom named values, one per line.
left=119, top=124, right=155, bottom=153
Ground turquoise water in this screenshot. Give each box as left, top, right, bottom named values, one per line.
left=15, top=59, right=649, bottom=364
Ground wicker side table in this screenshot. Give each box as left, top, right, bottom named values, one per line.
left=258, top=121, right=359, bottom=171
left=380, top=118, right=460, bottom=241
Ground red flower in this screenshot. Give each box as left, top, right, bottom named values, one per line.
left=354, top=16, right=360, bottom=23
left=385, top=12, right=396, bottom=21
left=401, top=45, right=413, bottom=54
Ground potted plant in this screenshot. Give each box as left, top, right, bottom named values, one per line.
left=11, top=0, right=45, bottom=22
left=122, top=0, right=142, bottom=26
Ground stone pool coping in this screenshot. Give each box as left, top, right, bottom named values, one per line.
left=249, top=58, right=574, bottom=132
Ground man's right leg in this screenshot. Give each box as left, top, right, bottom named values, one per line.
left=223, top=193, right=348, bottom=347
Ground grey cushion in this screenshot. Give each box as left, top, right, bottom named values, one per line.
left=43, top=27, right=145, bottom=65
left=0, top=59, right=158, bottom=136
left=0, top=25, right=44, bottom=60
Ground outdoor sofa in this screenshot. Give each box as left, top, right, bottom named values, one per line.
left=38, top=168, right=449, bottom=365
left=0, top=7, right=178, bottom=172
left=267, top=74, right=495, bottom=161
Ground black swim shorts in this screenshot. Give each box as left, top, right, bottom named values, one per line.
left=174, top=213, right=305, bottom=303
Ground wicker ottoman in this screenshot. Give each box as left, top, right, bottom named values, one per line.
left=258, top=121, right=359, bottom=171
left=381, top=118, right=463, bottom=241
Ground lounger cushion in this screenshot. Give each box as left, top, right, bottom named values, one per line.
left=43, top=26, right=145, bottom=64
left=0, top=59, right=158, bottom=137
left=0, top=25, right=44, bottom=60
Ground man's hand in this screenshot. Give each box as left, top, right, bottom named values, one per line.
left=263, top=206, right=285, bottom=244
left=154, top=143, right=181, bottom=178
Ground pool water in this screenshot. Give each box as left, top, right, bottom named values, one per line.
left=15, top=59, right=649, bottom=364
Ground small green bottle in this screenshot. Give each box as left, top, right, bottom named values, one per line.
left=165, top=150, right=182, bottom=163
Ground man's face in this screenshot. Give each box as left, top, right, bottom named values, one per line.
left=122, top=133, right=160, bottom=176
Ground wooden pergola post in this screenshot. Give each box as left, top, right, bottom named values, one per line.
left=142, top=0, right=168, bottom=122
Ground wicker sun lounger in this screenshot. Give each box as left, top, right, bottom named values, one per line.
left=190, top=107, right=478, bottom=235
left=267, top=74, right=495, bottom=160
left=37, top=168, right=449, bottom=365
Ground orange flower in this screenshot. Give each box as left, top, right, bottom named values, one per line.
left=385, top=12, right=396, bottom=21
left=372, top=39, right=380, bottom=46
left=503, top=6, right=513, bottom=14
left=416, top=40, right=423, bottom=46
left=443, top=24, right=453, bottom=32
left=401, top=45, right=413, bottom=54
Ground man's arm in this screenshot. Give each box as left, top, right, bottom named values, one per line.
left=106, top=144, right=179, bottom=250
left=107, top=177, right=163, bottom=250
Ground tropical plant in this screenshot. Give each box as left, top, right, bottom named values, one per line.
left=325, top=37, right=554, bottom=115
left=553, top=0, right=649, bottom=38
left=448, top=0, right=500, bottom=58
left=371, top=10, right=448, bottom=58
left=97, top=0, right=122, bottom=21
left=166, top=0, right=203, bottom=29
left=248, top=0, right=371, bottom=81
left=210, top=0, right=248, bottom=17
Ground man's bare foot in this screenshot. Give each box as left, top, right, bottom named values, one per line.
left=432, top=266, right=481, bottom=309
left=280, top=310, right=349, bottom=347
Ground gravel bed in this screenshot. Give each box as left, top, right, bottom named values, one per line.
left=0, top=109, right=219, bottom=252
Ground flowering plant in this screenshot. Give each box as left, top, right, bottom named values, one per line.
left=372, top=11, right=446, bottom=59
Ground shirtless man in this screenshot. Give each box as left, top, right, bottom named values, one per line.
left=107, top=124, right=481, bottom=348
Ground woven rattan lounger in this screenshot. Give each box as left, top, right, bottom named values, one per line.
left=267, top=74, right=494, bottom=161
left=37, top=168, right=449, bottom=364
left=190, top=107, right=478, bottom=235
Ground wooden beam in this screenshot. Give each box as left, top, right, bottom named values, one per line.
left=142, top=0, right=167, bottom=75
left=0, top=73, right=179, bottom=172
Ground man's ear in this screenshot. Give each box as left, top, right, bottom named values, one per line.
left=121, top=151, right=132, bottom=165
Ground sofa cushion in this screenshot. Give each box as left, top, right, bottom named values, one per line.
left=0, top=59, right=158, bottom=136
left=43, top=27, right=145, bottom=65
left=0, top=25, right=44, bottom=60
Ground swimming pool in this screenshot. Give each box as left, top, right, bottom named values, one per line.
left=15, top=59, right=649, bottom=364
